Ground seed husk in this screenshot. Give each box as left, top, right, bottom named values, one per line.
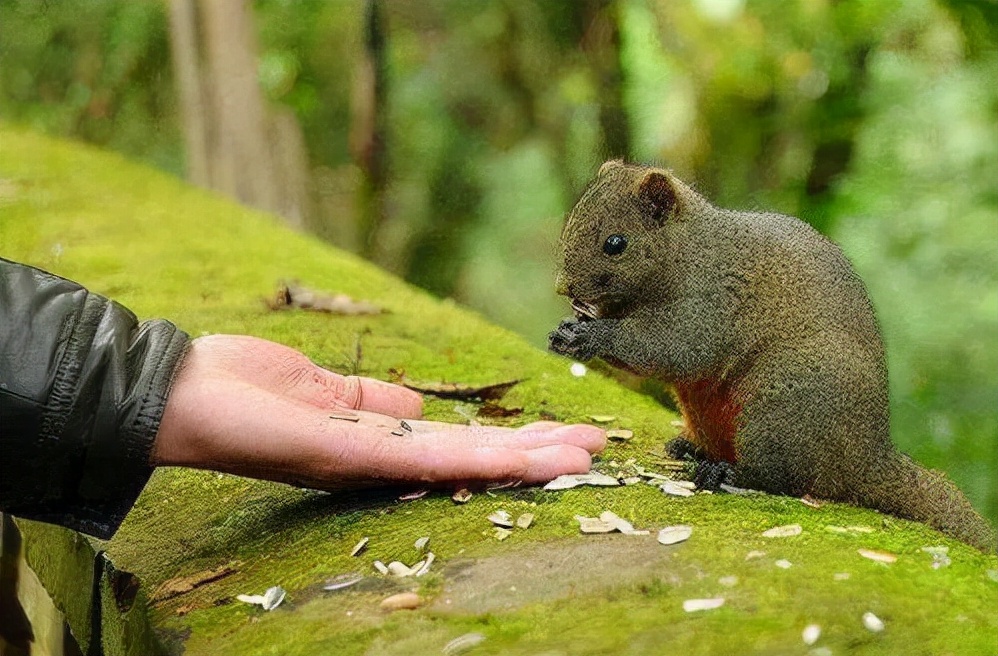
left=516, top=513, right=535, bottom=529
left=350, top=537, right=369, bottom=557
left=660, top=481, right=695, bottom=497
left=576, top=515, right=616, bottom=534
left=590, top=415, right=617, bottom=423
left=657, top=525, right=693, bottom=545
left=802, top=624, right=821, bottom=645
left=762, top=524, right=802, bottom=538
left=442, top=632, right=486, bottom=655
left=414, top=536, right=430, bottom=551
left=452, top=488, right=472, bottom=503
left=373, top=560, right=389, bottom=575
left=544, top=473, right=620, bottom=490
left=488, top=510, right=514, bottom=528
left=606, top=429, right=634, bottom=441
left=323, top=574, right=363, bottom=592
left=862, top=612, right=885, bottom=632
left=683, top=597, right=724, bottom=612
left=775, top=559, right=793, bottom=569
left=858, top=548, right=897, bottom=564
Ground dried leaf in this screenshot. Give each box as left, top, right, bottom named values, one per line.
left=476, top=402, right=523, bottom=418
left=683, top=598, right=725, bottom=612
left=268, top=283, right=383, bottom=315
left=762, top=524, right=802, bottom=538
left=150, top=564, right=237, bottom=604
left=657, top=525, right=693, bottom=545
left=401, top=378, right=522, bottom=402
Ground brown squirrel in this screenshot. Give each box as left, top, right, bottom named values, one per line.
left=549, top=160, right=995, bottom=552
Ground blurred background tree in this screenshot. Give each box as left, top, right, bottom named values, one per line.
left=1, top=0, right=994, bottom=523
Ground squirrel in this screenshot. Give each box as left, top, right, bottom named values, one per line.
left=549, top=160, right=995, bottom=552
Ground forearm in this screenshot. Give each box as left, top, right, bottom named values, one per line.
left=0, top=258, right=189, bottom=538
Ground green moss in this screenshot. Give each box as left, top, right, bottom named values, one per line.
left=1, top=125, right=995, bottom=654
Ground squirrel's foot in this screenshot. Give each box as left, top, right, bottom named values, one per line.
left=665, top=437, right=736, bottom=491
left=548, top=318, right=606, bottom=361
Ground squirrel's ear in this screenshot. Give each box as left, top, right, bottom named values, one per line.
left=598, top=159, right=625, bottom=177
left=637, top=170, right=677, bottom=226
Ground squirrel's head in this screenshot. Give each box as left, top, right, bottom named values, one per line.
left=556, top=160, right=697, bottom=320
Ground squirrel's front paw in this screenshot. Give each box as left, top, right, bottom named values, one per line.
left=548, top=318, right=605, bottom=361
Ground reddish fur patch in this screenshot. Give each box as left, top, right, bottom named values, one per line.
left=672, top=379, right=741, bottom=463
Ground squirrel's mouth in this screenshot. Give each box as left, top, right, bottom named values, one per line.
left=570, top=296, right=630, bottom=321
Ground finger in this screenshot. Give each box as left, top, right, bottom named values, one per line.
left=394, top=420, right=606, bottom=454
left=352, top=376, right=424, bottom=418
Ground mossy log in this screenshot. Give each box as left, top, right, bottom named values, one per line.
left=1, top=127, right=995, bottom=655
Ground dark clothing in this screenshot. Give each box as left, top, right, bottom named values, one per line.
left=0, top=258, right=189, bottom=539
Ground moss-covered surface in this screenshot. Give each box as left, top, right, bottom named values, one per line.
left=1, top=126, right=996, bottom=654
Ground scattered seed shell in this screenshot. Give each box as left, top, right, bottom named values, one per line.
left=380, top=592, right=421, bottom=611
left=391, top=429, right=404, bottom=437
left=329, top=412, right=361, bottom=422
left=834, top=572, right=851, bottom=581
left=544, top=473, right=620, bottom=490
left=802, top=624, right=822, bottom=645
left=800, top=494, right=823, bottom=508
left=576, top=515, right=616, bottom=534
left=488, top=510, right=514, bottom=528
left=862, top=612, right=885, bottom=632
left=516, top=513, right=535, bottom=529
left=399, top=489, right=429, bottom=501
left=415, top=552, right=435, bottom=576
left=442, top=632, right=486, bottom=655
left=858, top=548, right=897, bottom=564
left=718, top=575, right=738, bottom=587
left=986, top=569, right=998, bottom=583
left=415, top=536, right=430, bottom=552
left=775, top=559, right=793, bottom=569
left=660, top=481, right=695, bottom=497
left=350, top=537, right=369, bottom=557
left=323, top=574, right=363, bottom=591
left=494, top=527, right=513, bottom=541
left=400, top=420, right=412, bottom=432
left=657, top=525, right=693, bottom=545
left=452, top=488, right=472, bottom=503
left=387, top=561, right=416, bottom=577
left=762, top=524, right=802, bottom=538
left=570, top=362, right=587, bottom=377
left=683, top=597, right=725, bottom=612
left=589, top=415, right=617, bottom=423
left=745, top=550, right=766, bottom=560
left=606, top=429, right=634, bottom=441
left=373, top=561, right=389, bottom=575
left=262, top=586, right=286, bottom=611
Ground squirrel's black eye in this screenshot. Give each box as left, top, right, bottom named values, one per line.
left=603, top=234, right=628, bottom=256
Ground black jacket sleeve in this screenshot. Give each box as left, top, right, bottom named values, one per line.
left=0, top=258, right=190, bottom=539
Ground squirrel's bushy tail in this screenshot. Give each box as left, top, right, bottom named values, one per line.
left=857, top=454, right=996, bottom=553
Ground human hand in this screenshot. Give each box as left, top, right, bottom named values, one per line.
left=152, top=335, right=606, bottom=490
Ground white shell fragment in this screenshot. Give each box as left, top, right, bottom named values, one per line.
left=387, top=561, right=417, bottom=577
left=589, top=415, right=617, bottom=423
left=606, top=429, right=634, bottom=441
left=599, top=511, right=650, bottom=536
left=659, top=481, right=696, bottom=497
left=415, top=552, right=435, bottom=576
left=718, top=575, right=738, bottom=587
left=802, top=624, right=821, bottom=645
left=443, top=632, right=487, bottom=655
left=921, top=545, right=951, bottom=569
left=683, top=597, right=725, bottom=612
left=544, top=472, right=621, bottom=490
left=494, top=527, right=513, bottom=541
left=570, top=362, right=587, bottom=377
left=323, top=573, right=363, bottom=591
left=488, top=510, right=514, bottom=528
left=745, top=550, right=766, bottom=560
left=373, top=560, right=389, bottom=575
left=762, top=524, right=802, bottom=538
left=576, top=515, right=616, bottom=534
left=236, top=585, right=286, bottom=611
left=719, top=484, right=763, bottom=496
left=862, top=612, right=885, bottom=632
left=350, top=537, right=369, bottom=557
left=415, top=536, right=430, bottom=552
left=516, top=513, right=535, bottom=529
left=858, top=548, right=897, bottom=564
left=657, top=525, right=693, bottom=545
left=775, top=559, right=793, bottom=569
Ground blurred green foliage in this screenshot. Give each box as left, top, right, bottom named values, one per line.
left=0, top=0, right=994, bottom=522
